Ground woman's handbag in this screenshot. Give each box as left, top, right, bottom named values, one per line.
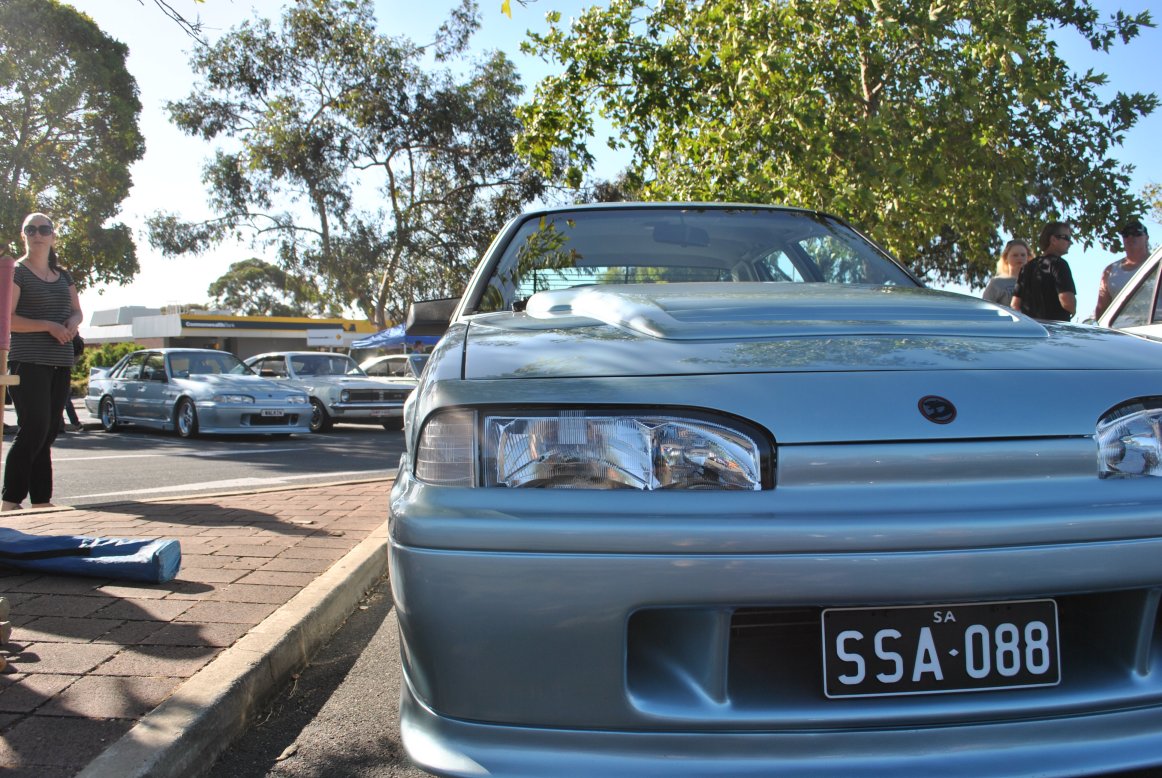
left=72, top=333, right=84, bottom=358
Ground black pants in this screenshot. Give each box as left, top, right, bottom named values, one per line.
left=62, top=395, right=80, bottom=427
left=3, top=362, right=71, bottom=504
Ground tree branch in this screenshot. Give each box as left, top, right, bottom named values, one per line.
left=138, top=0, right=207, bottom=45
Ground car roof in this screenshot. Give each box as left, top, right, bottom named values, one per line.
left=515, top=201, right=824, bottom=219
left=251, top=351, right=354, bottom=357
left=127, top=348, right=229, bottom=355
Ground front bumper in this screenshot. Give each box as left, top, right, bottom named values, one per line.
left=390, top=458, right=1162, bottom=776
left=194, top=402, right=310, bottom=434
left=329, top=401, right=403, bottom=421
left=400, top=681, right=1162, bottom=778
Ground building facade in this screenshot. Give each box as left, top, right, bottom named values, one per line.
left=82, top=308, right=376, bottom=359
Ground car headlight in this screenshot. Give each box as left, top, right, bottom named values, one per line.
left=415, top=409, right=768, bottom=490
left=1097, top=401, right=1162, bottom=478
left=211, top=394, right=254, bottom=404
left=287, top=394, right=307, bottom=404
left=340, top=389, right=350, bottom=402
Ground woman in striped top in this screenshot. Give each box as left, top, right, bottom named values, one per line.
left=1, top=213, right=83, bottom=511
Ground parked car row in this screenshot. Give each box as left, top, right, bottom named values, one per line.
left=85, top=348, right=424, bottom=438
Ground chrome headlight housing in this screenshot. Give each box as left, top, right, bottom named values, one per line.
left=1097, top=400, right=1162, bottom=478
left=340, top=389, right=350, bottom=402
left=415, top=408, right=771, bottom=490
left=211, top=394, right=254, bottom=404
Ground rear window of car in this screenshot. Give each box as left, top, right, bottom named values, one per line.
left=476, top=207, right=918, bottom=313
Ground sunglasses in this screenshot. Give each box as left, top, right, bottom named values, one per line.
left=23, top=224, right=54, bottom=236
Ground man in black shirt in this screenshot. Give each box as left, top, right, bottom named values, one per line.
left=1011, top=221, right=1077, bottom=321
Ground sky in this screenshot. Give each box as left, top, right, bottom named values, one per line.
left=62, top=0, right=1162, bottom=324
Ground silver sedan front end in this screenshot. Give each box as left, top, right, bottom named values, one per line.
left=191, top=394, right=310, bottom=434
left=389, top=204, right=1162, bottom=776
left=392, top=367, right=1162, bottom=777
left=328, top=384, right=410, bottom=422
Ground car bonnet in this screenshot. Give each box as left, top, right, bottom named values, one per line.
left=460, top=284, right=1161, bottom=379
left=182, top=373, right=298, bottom=394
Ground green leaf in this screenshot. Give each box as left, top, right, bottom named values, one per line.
left=152, top=0, right=547, bottom=326
left=515, top=0, right=1156, bottom=287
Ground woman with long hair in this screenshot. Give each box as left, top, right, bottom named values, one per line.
left=981, top=239, right=1030, bottom=308
left=1, top=213, right=83, bottom=511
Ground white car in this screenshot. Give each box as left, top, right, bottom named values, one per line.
left=244, top=351, right=409, bottom=432
left=1096, top=245, right=1162, bottom=337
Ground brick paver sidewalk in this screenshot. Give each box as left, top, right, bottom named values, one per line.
left=0, top=479, right=390, bottom=777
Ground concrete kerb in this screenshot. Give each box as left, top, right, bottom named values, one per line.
left=73, top=484, right=392, bottom=778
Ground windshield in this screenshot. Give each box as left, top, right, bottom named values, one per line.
left=292, top=354, right=365, bottom=377
left=408, top=354, right=429, bottom=376
left=476, top=207, right=919, bottom=313
left=168, top=351, right=251, bottom=377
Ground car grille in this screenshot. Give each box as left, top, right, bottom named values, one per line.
left=346, top=388, right=409, bottom=403
left=625, top=590, right=1162, bottom=727
left=246, top=413, right=302, bottom=426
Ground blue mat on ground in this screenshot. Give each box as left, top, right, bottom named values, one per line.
left=0, top=527, right=181, bottom=583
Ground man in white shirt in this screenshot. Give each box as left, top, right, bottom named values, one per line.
left=1094, top=218, right=1151, bottom=319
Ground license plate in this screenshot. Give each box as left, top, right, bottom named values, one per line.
left=371, top=410, right=394, bottom=417
left=822, top=599, right=1060, bottom=698
left=260, top=409, right=285, bottom=417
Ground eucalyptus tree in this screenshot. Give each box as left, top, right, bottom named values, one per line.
left=148, top=0, right=544, bottom=327
left=206, top=258, right=332, bottom=317
left=0, top=0, right=144, bottom=286
left=141, top=0, right=206, bottom=42
left=518, top=0, right=1156, bottom=285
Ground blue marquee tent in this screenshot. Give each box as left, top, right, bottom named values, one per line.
left=351, top=324, right=441, bottom=350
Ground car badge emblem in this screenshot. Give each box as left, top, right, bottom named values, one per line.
left=918, top=395, right=956, bottom=424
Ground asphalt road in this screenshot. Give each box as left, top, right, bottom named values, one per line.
left=4, top=419, right=403, bottom=508
left=210, top=576, right=427, bottom=777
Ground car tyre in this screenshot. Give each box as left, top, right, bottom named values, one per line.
left=309, top=398, right=333, bottom=433
left=175, top=398, right=199, bottom=438
left=99, top=396, right=119, bottom=432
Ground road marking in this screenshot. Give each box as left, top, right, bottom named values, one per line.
left=54, top=448, right=303, bottom=462
left=68, top=469, right=395, bottom=500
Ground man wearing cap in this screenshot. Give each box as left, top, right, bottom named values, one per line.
left=1094, top=219, right=1151, bottom=319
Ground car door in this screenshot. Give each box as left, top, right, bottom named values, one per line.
left=137, top=352, right=171, bottom=421
left=113, top=352, right=149, bottom=420
left=1100, top=249, right=1162, bottom=340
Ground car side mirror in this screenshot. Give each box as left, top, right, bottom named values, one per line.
left=406, top=297, right=458, bottom=337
